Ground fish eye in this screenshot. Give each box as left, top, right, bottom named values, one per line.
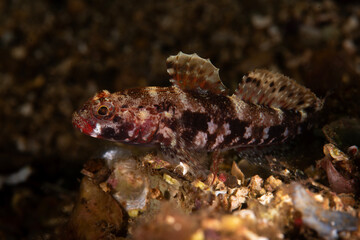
left=94, top=101, right=114, bottom=120
left=98, top=105, right=109, bottom=116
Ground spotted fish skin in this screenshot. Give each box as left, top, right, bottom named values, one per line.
left=72, top=52, right=323, bottom=167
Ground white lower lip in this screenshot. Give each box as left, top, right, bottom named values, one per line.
left=90, top=123, right=102, bottom=137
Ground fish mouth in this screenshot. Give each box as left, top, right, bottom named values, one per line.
left=72, top=111, right=94, bottom=135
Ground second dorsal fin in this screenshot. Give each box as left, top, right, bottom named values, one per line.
left=166, top=52, right=228, bottom=95
left=235, top=69, right=323, bottom=111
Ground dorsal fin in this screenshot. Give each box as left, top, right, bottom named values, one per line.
left=235, top=69, right=323, bottom=111
left=166, top=52, right=228, bottom=95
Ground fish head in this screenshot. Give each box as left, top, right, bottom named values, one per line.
left=72, top=90, right=126, bottom=139
left=72, top=89, right=159, bottom=143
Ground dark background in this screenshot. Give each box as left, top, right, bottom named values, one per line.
left=0, top=0, right=359, bottom=238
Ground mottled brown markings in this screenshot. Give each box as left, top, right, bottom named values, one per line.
left=178, top=96, right=233, bottom=148
left=285, top=109, right=302, bottom=124
left=156, top=134, right=172, bottom=146
left=187, top=90, right=234, bottom=119
left=163, top=118, right=177, bottom=131
left=181, top=129, right=197, bottom=145
left=114, top=122, right=134, bottom=140
left=73, top=53, right=323, bottom=170
left=257, top=110, right=303, bottom=144
left=266, top=125, right=284, bottom=143
left=181, top=111, right=210, bottom=132
left=158, top=117, right=177, bottom=146
left=242, top=126, right=262, bottom=145
left=113, top=115, right=122, bottom=123
left=155, top=101, right=174, bottom=113
left=206, top=133, right=218, bottom=148
left=123, top=88, right=153, bottom=107
left=154, top=104, right=161, bottom=111
left=124, top=88, right=145, bottom=99
left=100, top=127, right=115, bottom=139
left=223, top=119, right=248, bottom=146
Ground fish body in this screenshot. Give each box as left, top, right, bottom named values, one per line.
left=72, top=52, right=323, bottom=169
